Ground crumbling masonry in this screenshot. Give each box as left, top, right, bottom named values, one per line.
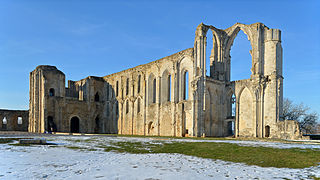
left=28, top=23, right=302, bottom=139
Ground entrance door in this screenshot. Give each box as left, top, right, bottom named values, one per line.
left=70, top=117, right=80, bottom=133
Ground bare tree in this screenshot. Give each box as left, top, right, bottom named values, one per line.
left=282, top=98, right=319, bottom=134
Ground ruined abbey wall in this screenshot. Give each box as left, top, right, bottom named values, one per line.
left=0, top=109, right=29, bottom=131
left=28, top=23, right=301, bottom=139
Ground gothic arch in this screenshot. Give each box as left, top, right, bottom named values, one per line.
left=238, top=87, right=254, bottom=137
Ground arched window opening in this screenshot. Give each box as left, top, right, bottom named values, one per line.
left=17, top=116, right=22, bottom=125
left=95, top=116, right=100, bottom=133
left=137, top=98, right=141, bottom=113
left=2, top=117, right=7, bottom=124
left=168, top=75, right=171, bottom=101
left=116, top=81, right=119, bottom=96
left=265, top=125, right=270, bottom=137
left=126, top=78, right=129, bottom=95
left=47, top=116, right=57, bottom=132
left=206, top=30, right=213, bottom=76
left=49, top=88, right=55, bottom=96
left=2, top=117, right=7, bottom=129
left=153, top=79, right=156, bottom=103
left=126, top=101, right=129, bottom=114
left=70, top=116, right=80, bottom=133
left=133, top=85, right=135, bottom=97
left=183, top=71, right=189, bottom=100
left=230, top=30, right=252, bottom=81
left=94, top=92, right=100, bottom=102
left=231, top=94, right=236, bottom=117
left=138, top=75, right=141, bottom=93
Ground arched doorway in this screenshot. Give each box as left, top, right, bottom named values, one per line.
left=47, top=116, right=57, bottom=132
left=70, top=117, right=80, bottom=133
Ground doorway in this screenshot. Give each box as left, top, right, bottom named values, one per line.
left=70, top=117, right=80, bottom=133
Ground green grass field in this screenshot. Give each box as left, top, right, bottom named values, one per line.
left=103, top=141, right=320, bottom=169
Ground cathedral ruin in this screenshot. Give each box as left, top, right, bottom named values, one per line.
left=27, top=23, right=302, bottom=139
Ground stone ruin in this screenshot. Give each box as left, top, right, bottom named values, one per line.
left=25, top=23, right=303, bottom=139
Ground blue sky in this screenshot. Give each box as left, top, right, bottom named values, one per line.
left=0, top=0, right=319, bottom=115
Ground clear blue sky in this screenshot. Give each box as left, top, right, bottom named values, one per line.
left=0, top=0, right=319, bottom=115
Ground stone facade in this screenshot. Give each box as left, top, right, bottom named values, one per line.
left=0, top=109, right=29, bottom=131
left=28, top=23, right=301, bottom=139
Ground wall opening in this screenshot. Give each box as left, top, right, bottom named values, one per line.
left=126, top=78, right=129, bottom=95
left=206, top=29, right=213, bottom=76
left=265, top=125, right=270, bottom=137
left=17, top=116, right=22, bottom=125
left=95, top=92, right=100, bottom=102
left=231, top=94, right=236, bottom=117
left=70, top=116, right=80, bottom=133
left=153, top=78, right=156, bottom=103
left=133, top=84, right=135, bottom=97
left=227, top=121, right=235, bottom=136
left=230, top=30, right=252, bottom=81
left=183, top=71, right=189, bottom=100
left=168, top=75, right=171, bottom=101
left=2, top=117, right=7, bottom=129
left=116, top=81, right=119, bottom=96
left=49, top=88, right=55, bottom=96
left=138, top=75, right=141, bottom=93
left=47, top=116, right=56, bottom=132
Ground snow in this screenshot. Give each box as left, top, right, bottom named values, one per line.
left=1, top=135, right=320, bottom=180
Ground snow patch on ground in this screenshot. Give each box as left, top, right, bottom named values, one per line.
left=1, top=135, right=320, bottom=180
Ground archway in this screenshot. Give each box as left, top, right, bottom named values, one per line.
left=47, top=116, right=57, bottom=132
left=70, top=116, right=80, bottom=133
left=229, top=30, right=252, bottom=81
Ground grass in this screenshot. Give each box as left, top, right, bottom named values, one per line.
left=103, top=141, right=320, bottom=169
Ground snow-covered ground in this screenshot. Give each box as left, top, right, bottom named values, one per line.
left=1, top=135, right=320, bottom=180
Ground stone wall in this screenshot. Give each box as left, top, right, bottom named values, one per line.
left=0, top=109, right=29, bottom=131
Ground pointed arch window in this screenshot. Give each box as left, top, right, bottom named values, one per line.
left=138, top=75, right=141, bottom=93
left=126, top=78, right=129, bottom=95
left=183, top=71, right=189, bottom=100
left=116, top=81, right=119, bottom=97
left=153, top=79, right=156, bottom=103
left=168, top=75, right=171, bottom=101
